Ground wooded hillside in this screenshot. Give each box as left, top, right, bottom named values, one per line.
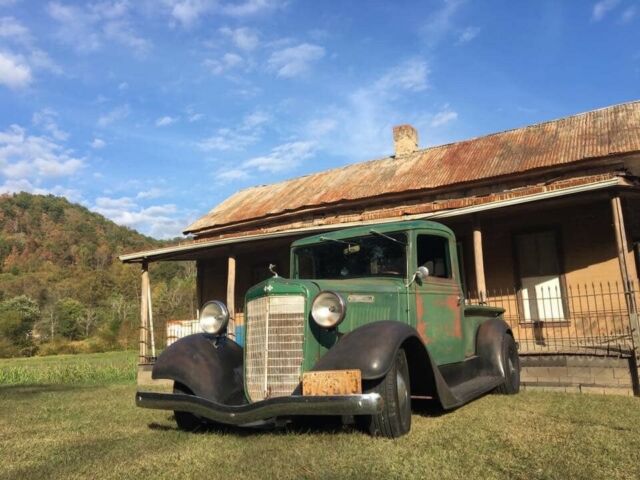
left=0, top=192, right=195, bottom=357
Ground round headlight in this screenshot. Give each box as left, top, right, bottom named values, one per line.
left=199, top=300, right=230, bottom=335
left=311, top=291, right=346, bottom=329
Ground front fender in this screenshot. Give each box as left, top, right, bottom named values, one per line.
left=311, top=321, right=460, bottom=408
left=476, top=317, right=513, bottom=378
left=152, top=334, right=247, bottom=406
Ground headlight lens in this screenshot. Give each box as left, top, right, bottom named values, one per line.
left=199, top=300, right=230, bottom=335
left=311, top=291, right=346, bottom=328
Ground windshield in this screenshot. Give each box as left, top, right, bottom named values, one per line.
left=295, top=232, right=407, bottom=280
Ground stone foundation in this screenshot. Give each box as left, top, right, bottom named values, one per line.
left=520, top=354, right=639, bottom=397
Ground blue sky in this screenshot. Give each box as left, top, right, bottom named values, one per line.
left=0, top=0, right=638, bottom=238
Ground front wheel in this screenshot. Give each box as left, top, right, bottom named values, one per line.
left=173, top=382, right=206, bottom=431
left=495, top=334, right=520, bottom=394
left=358, top=349, right=412, bottom=438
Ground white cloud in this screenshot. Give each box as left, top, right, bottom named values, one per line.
left=136, top=188, right=163, bottom=199
left=0, top=178, right=82, bottom=201
left=32, top=109, right=69, bottom=141
left=457, top=26, right=480, bottom=44
left=592, top=0, right=620, bottom=21
left=47, top=1, right=151, bottom=55
left=430, top=106, right=458, bottom=127
left=93, top=195, right=187, bottom=238
left=91, top=138, right=106, bottom=149
left=0, top=16, right=32, bottom=45
left=267, top=43, right=325, bottom=78
left=220, top=26, right=260, bottom=50
left=302, top=58, right=431, bottom=159
left=198, top=109, right=270, bottom=152
left=188, top=112, right=204, bottom=122
left=375, top=58, right=429, bottom=92
left=421, top=0, right=465, bottom=47
left=221, top=0, right=282, bottom=17
left=242, top=141, right=315, bottom=173
left=203, top=52, right=244, bottom=75
left=164, top=0, right=214, bottom=27
left=155, top=115, right=178, bottom=127
left=621, top=6, right=636, bottom=23
left=0, top=51, right=31, bottom=89
left=118, top=81, right=128, bottom=90
left=97, top=104, right=130, bottom=127
left=216, top=168, right=250, bottom=182
left=0, top=124, right=84, bottom=181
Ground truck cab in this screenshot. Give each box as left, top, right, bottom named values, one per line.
left=137, top=220, right=520, bottom=438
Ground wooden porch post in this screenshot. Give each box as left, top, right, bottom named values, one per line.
left=227, top=254, right=236, bottom=339
left=473, top=219, right=487, bottom=304
left=139, top=260, right=149, bottom=364
left=611, top=195, right=640, bottom=352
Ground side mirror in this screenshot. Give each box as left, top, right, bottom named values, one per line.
left=406, top=266, right=429, bottom=288
left=415, top=266, right=429, bottom=282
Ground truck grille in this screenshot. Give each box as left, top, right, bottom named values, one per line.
left=245, top=295, right=305, bottom=402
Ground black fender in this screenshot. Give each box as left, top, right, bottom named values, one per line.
left=152, top=334, right=247, bottom=406
left=476, top=317, right=514, bottom=378
left=311, top=321, right=460, bottom=409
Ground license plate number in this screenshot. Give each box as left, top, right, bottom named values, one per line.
left=302, top=369, right=362, bottom=396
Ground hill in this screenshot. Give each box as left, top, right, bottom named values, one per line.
left=0, top=192, right=195, bottom=357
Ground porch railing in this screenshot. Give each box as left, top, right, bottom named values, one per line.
left=467, top=281, right=638, bottom=356
left=139, top=282, right=638, bottom=364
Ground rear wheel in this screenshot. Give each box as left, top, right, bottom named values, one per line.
left=173, top=382, right=205, bottom=431
left=495, top=334, right=520, bottom=394
left=358, top=349, right=411, bottom=438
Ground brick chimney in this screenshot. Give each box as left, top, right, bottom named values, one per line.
left=392, top=124, right=419, bottom=157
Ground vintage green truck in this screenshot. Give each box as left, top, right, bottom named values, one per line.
left=136, top=220, right=520, bottom=438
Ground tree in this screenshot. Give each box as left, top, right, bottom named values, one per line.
left=0, top=295, right=40, bottom=354
left=55, top=298, right=86, bottom=340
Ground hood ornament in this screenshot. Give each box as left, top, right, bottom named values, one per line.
left=269, top=263, right=279, bottom=278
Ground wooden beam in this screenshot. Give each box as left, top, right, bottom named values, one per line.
left=473, top=220, right=487, bottom=304
left=139, top=260, right=149, bottom=364
left=226, top=254, right=236, bottom=339
left=611, top=195, right=640, bottom=353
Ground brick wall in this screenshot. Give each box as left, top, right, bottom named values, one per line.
left=520, top=355, right=638, bottom=396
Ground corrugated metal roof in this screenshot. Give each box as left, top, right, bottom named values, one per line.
left=186, top=101, right=640, bottom=235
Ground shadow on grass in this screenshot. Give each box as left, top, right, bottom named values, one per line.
left=0, top=383, right=94, bottom=398
left=147, top=399, right=449, bottom=437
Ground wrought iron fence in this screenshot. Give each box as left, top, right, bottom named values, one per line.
left=467, top=281, right=638, bottom=356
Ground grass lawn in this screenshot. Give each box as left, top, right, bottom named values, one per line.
left=1, top=352, right=639, bottom=480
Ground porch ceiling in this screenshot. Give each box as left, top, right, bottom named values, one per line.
left=119, top=175, right=631, bottom=264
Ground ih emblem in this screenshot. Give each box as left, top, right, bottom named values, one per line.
left=264, top=284, right=273, bottom=293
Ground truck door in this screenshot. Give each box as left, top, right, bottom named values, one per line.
left=413, top=232, right=465, bottom=365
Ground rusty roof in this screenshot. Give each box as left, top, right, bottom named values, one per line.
left=186, top=101, right=640, bottom=235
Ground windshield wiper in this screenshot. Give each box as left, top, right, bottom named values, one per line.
left=319, top=236, right=358, bottom=247
left=369, top=229, right=407, bottom=246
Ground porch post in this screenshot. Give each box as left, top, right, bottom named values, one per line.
left=139, top=260, right=149, bottom=364
left=473, top=219, right=487, bottom=304
left=227, top=254, right=236, bottom=339
left=611, top=195, right=640, bottom=352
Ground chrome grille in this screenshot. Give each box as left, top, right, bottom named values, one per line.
left=245, top=295, right=305, bottom=402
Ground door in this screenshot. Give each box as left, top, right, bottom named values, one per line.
left=413, top=233, right=464, bottom=365
left=514, top=230, right=565, bottom=321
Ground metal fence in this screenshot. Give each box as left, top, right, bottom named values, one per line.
left=139, top=282, right=639, bottom=363
left=467, top=281, right=638, bottom=356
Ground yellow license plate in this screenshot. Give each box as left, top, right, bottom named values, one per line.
left=302, top=369, right=362, bottom=396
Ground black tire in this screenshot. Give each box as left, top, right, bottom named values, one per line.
left=173, top=382, right=205, bottom=431
left=495, top=334, right=520, bottom=394
left=358, top=349, right=412, bottom=438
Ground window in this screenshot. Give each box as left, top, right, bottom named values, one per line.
left=514, top=230, right=565, bottom=321
left=417, top=235, right=452, bottom=279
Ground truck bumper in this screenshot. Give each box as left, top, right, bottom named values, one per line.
left=136, top=391, right=383, bottom=427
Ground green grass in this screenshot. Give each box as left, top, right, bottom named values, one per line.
left=1, top=353, right=639, bottom=480
left=0, top=351, right=136, bottom=385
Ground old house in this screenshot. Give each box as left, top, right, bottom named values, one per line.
left=122, top=100, right=640, bottom=394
